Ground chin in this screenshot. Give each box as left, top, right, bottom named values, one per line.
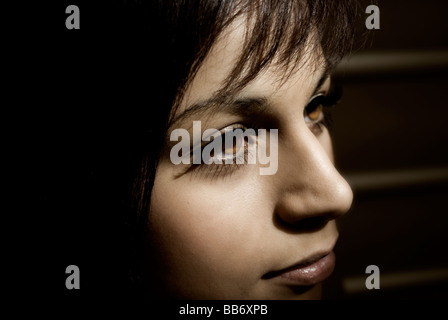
left=289, top=284, right=323, bottom=300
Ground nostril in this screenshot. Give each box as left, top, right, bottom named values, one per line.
left=274, top=215, right=331, bottom=233
left=293, top=216, right=329, bottom=232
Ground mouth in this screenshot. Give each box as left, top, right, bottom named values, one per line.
left=263, top=250, right=336, bottom=286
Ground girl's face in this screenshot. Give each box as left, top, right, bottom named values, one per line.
left=147, top=21, right=353, bottom=299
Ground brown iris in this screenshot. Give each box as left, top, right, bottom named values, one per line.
left=307, top=104, right=323, bottom=121
left=223, top=142, right=237, bottom=155
left=223, top=136, right=245, bottom=156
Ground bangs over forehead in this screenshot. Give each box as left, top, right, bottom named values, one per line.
left=171, top=0, right=358, bottom=116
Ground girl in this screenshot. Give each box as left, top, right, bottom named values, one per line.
left=81, top=0, right=359, bottom=300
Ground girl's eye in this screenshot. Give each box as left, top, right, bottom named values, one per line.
left=305, top=104, right=323, bottom=122
left=303, top=84, right=343, bottom=130
left=205, top=127, right=251, bottom=164
left=222, top=134, right=239, bottom=157
left=303, top=85, right=342, bottom=134
left=304, top=94, right=325, bottom=125
left=202, top=127, right=256, bottom=165
left=186, top=125, right=258, bottom=178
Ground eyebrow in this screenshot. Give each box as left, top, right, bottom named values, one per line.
left=169, top=71, right=330, bottom=128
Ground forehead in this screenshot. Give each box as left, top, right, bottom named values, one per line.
left=178, top=17, right=326, bottom=115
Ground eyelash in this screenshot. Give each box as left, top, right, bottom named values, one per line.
left=305, top=85, right=342, bottom=134
left=188, top=124, right=258, bottom=178
left=188, top=85, right=342, bottom=177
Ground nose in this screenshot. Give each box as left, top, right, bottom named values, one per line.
left=273, top=128, right=353, bottom=228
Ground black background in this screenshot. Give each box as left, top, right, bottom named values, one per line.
left=5, top=0, right=448, bottom=310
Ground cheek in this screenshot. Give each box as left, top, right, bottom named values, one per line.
left=148, top=169, right=272, bottom=297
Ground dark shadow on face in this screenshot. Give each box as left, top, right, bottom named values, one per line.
left=289, top=284, right=317, bottom=295
left=272, top=214, right=331, bottom=234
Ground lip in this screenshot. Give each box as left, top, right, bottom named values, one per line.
left=264, top=251, right=336, bottom=286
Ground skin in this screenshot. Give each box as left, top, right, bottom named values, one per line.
left=145, top=19, right=353, bottom=299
